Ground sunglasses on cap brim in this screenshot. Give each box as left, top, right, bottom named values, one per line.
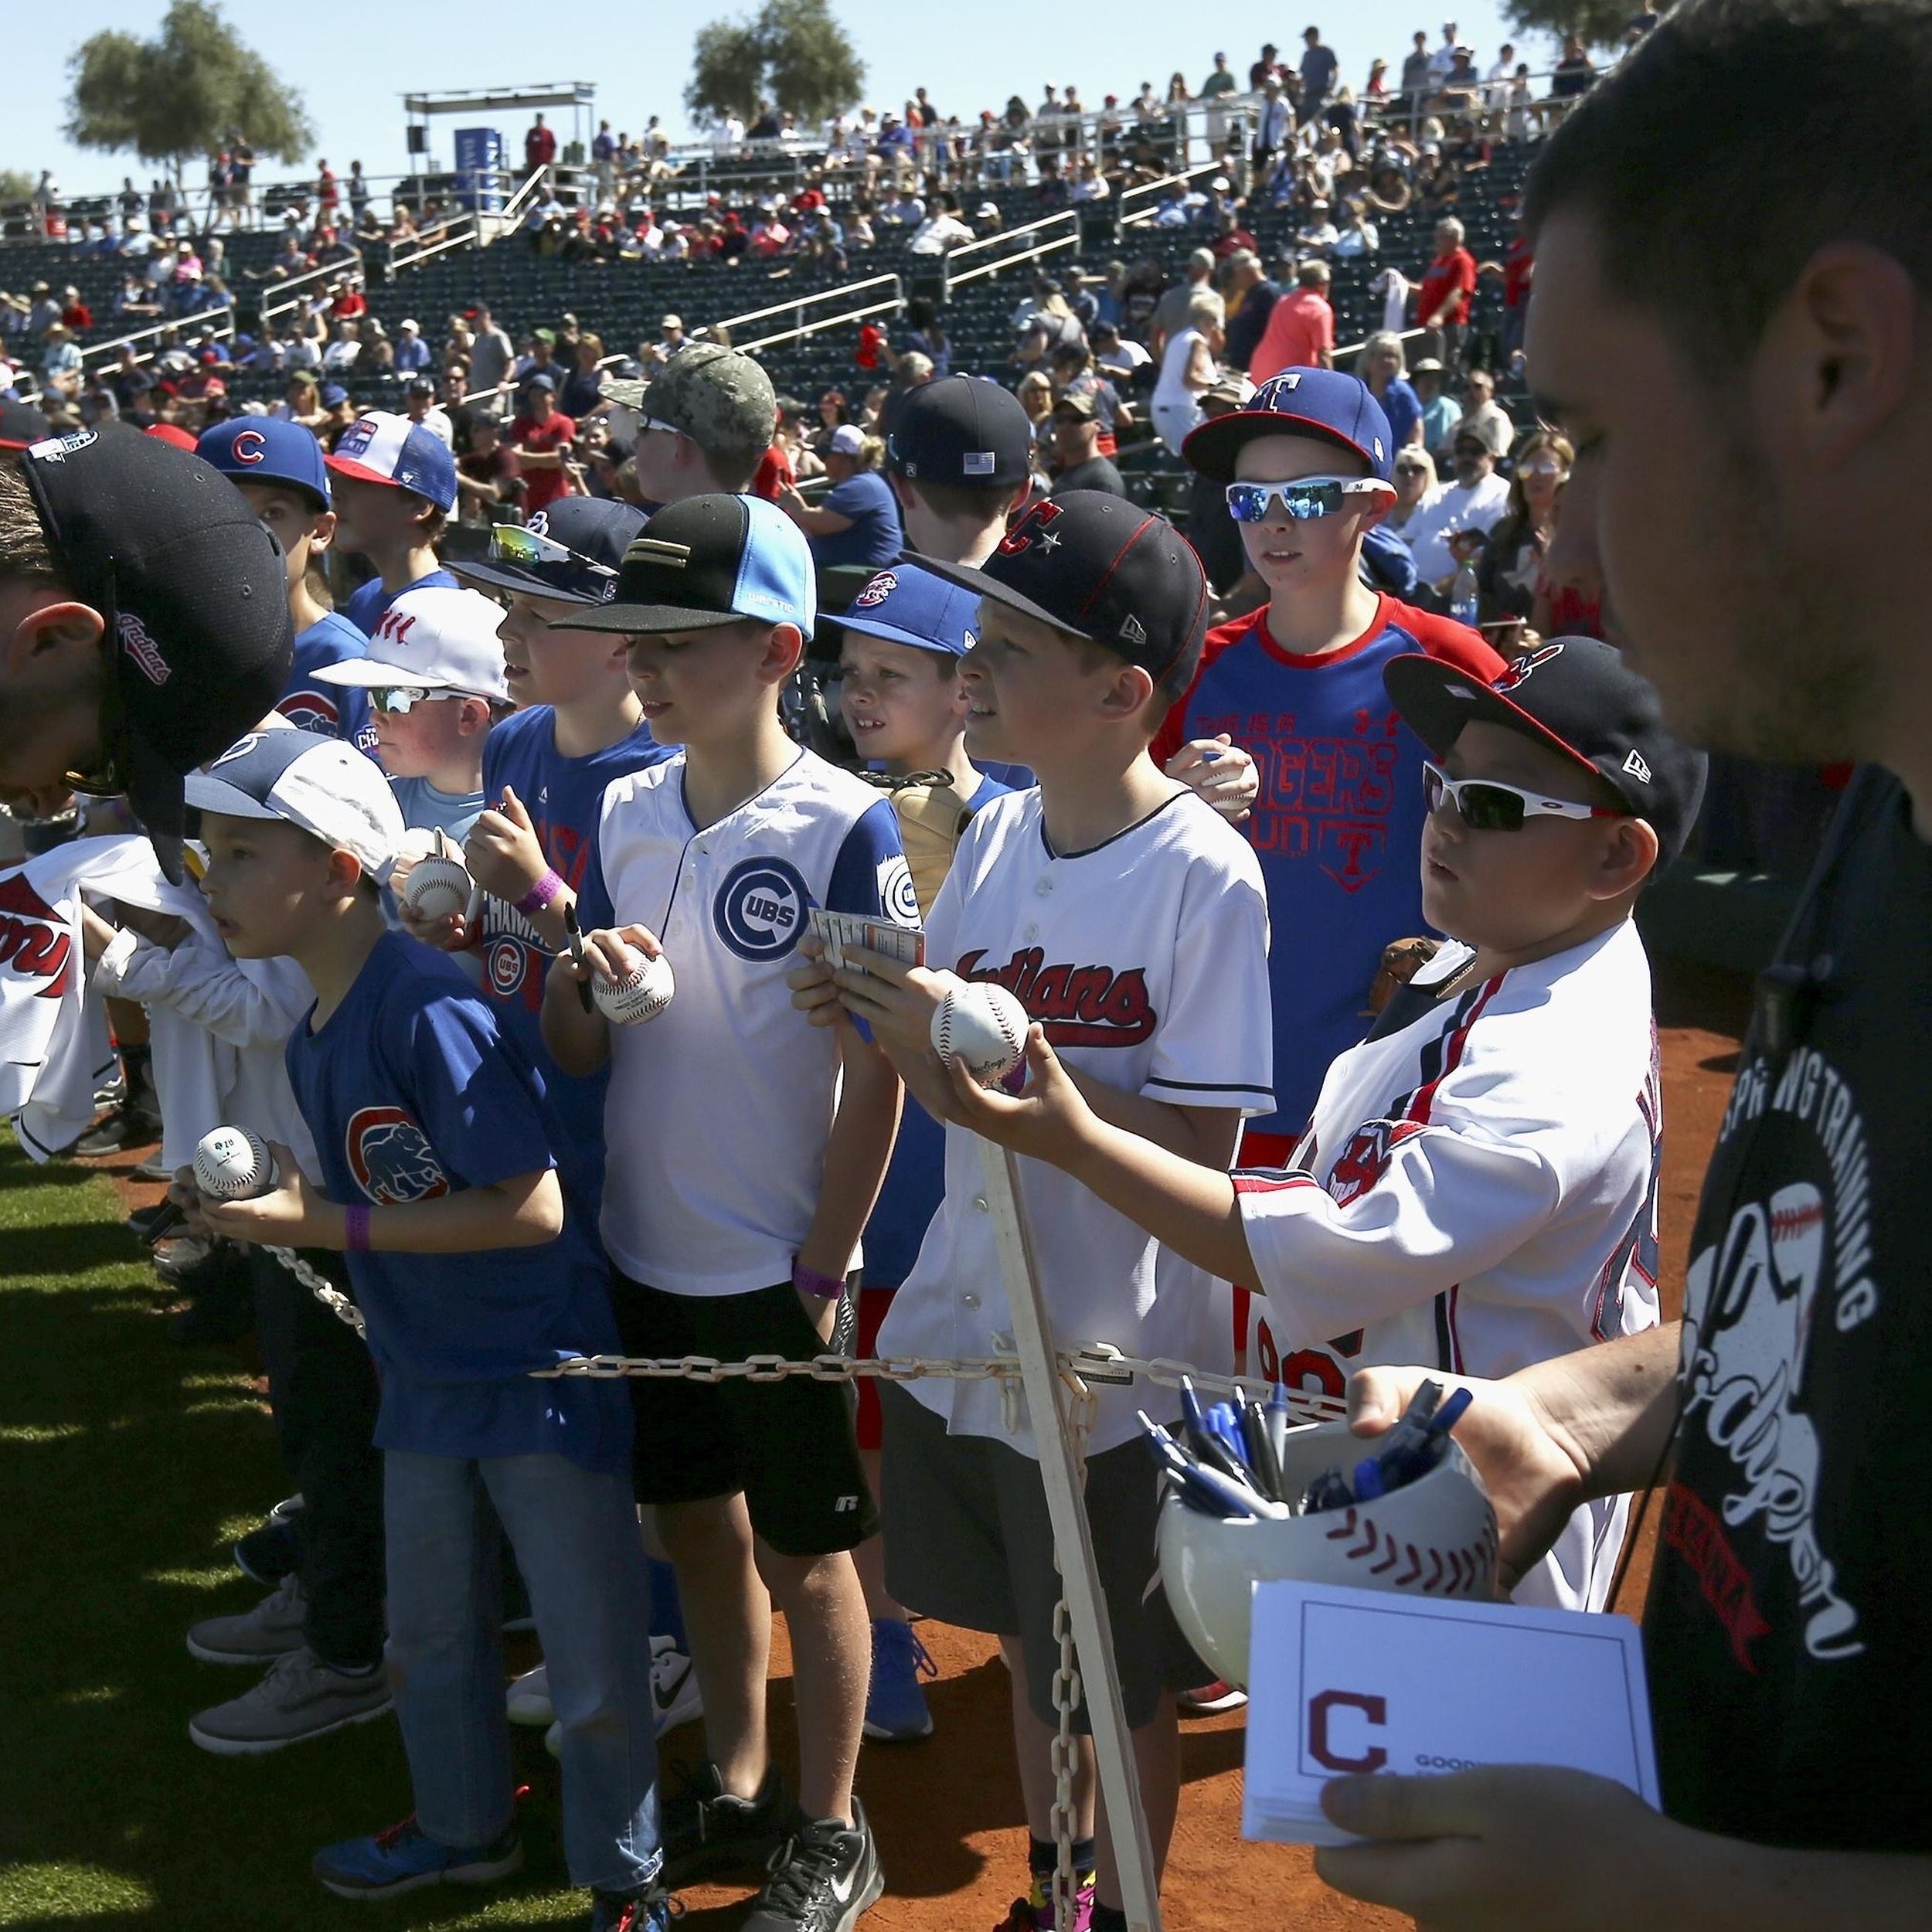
left=1225, top=476, right=1391, bottom=523
left=489, top=523, right=616, bottom=580
left=1421, top=758, right=1631, bottom=833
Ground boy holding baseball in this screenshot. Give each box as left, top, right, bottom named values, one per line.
left=794, top=492, right=1274, bottom=1932
left=540, top=495, right=911, bottom=1932
left=178, top=728, right=666, bottom=1927
left=942, top=638, right=1705, bottom=1614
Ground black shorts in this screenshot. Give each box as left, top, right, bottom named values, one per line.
left=878, top=1383, right=1206, bottom=1730
left=612, top=1275, right=878, bottom=1557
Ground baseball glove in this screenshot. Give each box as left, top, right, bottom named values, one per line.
left=860, top=769, right=970, bottom=919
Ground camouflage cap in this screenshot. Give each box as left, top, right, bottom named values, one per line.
left=607, top=343, right=776, bottom=468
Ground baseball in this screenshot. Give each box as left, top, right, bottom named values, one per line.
left=193, top=1126, right=278, bottom=1201
left=593, top=948, right=675, bottom=1026
left=931, top=978, right=1030, bottom=1086
left=402, top=853, right=473, bottom=923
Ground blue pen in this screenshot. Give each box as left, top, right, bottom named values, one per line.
left=1265, top=1381, right=1291, bottom=1470
left=1140, top=1413, right=1286, bottom=1519
left=1376, top=1386, right=1476, bottom=1491
left=1178, top=1381, right=1248, bottom=1481
left=1352, top=1457, right=1387, bottom=1502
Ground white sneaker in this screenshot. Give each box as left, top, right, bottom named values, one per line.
left=506, top=1662, right=553, bottom=1727
left=651, top=1634, right=702, bottom=1736
left=186, top=1572, right=308, bottom=1665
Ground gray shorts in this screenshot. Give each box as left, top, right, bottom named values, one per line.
left=879, top=1383, right=1206, bottom=1730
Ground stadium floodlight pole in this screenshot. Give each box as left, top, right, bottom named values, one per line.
left=976, top=1136, right=1164, bottom=1932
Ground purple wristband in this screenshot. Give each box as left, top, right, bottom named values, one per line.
left=345, top=1203, right=371, bottom=1253
left=791, top=1258, right=846, bottom=1301
left=515, top=869, right=566, bottom=918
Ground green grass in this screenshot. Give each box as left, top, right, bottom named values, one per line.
left=0, top=1141, right=622, bottom=1931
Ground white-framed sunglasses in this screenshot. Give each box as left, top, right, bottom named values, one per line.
left=1225, top=476, right=1390, bottom=523
left=488, top=522, right=616, bottom=578
left=369, top=685, right=461, bottom=716
left=1421, top=759, right=1629, bottom=833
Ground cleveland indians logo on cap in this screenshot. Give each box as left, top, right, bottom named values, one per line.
left=117, top=612, right=172, bottom=687
left=1494, top=640, right=1565, bottom=692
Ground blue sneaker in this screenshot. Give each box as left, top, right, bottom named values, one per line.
left=863, top=1617, right=937, bottom=1742
left=589, top=1886, right=675, bottom=1930
left=311, top=1813, right=522, bottom=1900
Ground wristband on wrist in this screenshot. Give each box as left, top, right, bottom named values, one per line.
left=516, top=869, right=566, bottom=918
left=791, top=1258, right=846, bottom=1301
left=344, top=1203, right=372, bottom=1253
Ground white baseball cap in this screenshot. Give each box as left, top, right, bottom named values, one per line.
left=313, top=586, right=509, bottom=701
left=828, top=423, right=866, bottom=456
left=185, top=729, right=404, bottom=879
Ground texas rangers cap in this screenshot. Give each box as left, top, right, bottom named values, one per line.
left=196, top=416, right=332, bottom=510
left=325, top=409, right=458, bottom=512
left=448, top=497, right=647, bottom=606
left=185, top=727, right=403, bottom=880
left=887, top=376, right=1032, bottom=489
left=19, top=425, right=293, bottom=883
left=1182, top=368, right=1395, bottom=483
left=822, top=563, right=978, bottom=661
left=916, top=492, right=1209, bottom=688
left=312, top=585, right=509, bottom=700
left=566, top=493, right=815, bottom=637
left=1384, top=636, right=1710, bottom=864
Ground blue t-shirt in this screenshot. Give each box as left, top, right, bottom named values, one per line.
left=1379, top=379, right=1423, bottom=453
left=478, top=706, right=671, bottom=1225
left=280, top=612, right=376, bottom=753
left=389, top=775, right=486, bottom=845
left=284, top=930, right=631, bottom=1470
left=811, top=470, right=903, bottom=570
left=343, top=566, right=461, bottom=639
left=859, top=770, right=1011, bottom=1291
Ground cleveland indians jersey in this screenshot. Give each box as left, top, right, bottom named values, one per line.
left=880, top=786, right=1274, bottom=1458
left=281, top=613, right=375, bottom=753
left=1234, top=919, right=1664, bottom=1610
left=579, top=746, right=916, bottom=1298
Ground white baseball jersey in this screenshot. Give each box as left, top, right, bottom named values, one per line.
left=580, top=746, right=917, bottom=1297
left=880, top=786, right=1274, bottom=1458
left=1235, top=918, right=1664, bottom=1611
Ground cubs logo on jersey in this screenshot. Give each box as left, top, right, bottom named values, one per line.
left=345, top=1104, right=451, bottom=1204
left=878, top=853, right=920, bottom=927
left=713, top=856, right=810, bottom=961
left=276, top=689, right=341, bottom=735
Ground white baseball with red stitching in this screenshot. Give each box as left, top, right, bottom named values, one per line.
left=931, top=978, right=1029, bottom=1085
left=594, top=949, right=675, bottom=1026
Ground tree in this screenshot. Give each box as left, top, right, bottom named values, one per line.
left=65, top=1, right=313, bottom=183
left=0, top=171, right=35, bottom=208
left=685, top=0, right=866, bottom=128
left=1504, top=0, right=1648, bottom=48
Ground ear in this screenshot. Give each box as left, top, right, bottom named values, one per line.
left=6, top=596, right=106, bottom=668
left=1590, top=815, right=1661, bottom=903
left=759, top=622, right=807, bottom=687
left=1096, top=659, right=1157, bottom=723
left=308, top=509, right=338, bottom=556
left=455, top=696, right=493, bottom=738
left=325, top=845, right=366, bottom=897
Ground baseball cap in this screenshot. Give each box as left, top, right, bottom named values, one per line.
left=916, top=492, right=1208, bottom=688
left=886, top=375, right=1032, bottom=489
left=826, top=563, right=978, bottom=660
left=604, top=342, right=776, bottom=471
left=1051, top=389, right=1099, bottom=420
left=1182, top=368, right=1396, bottom=484
left=566, top=493, right=815, bottom=638
left=1383, top=637, right=1709, bottom=864
left=1454, top=413, right=1512, bottom=458
left=19, top=426, right=293, bottom=883
left=828, top=423, right=866, bottom=456
left=185, top=727, right=403, bottom=881
left=449, top=498, right=648, bottom=606
left=312, top=585, right=509, bottom=700
left=196, top=417, right=331, bottom=509
left=0, top=398, right=50, bottom=451
left=325, top=409, right=458, bottom=512
left=524, top=371, right=557, bottom=393
left=144, top=423, right=199, bottom=451
left=318, top=383, right=349, bottom=408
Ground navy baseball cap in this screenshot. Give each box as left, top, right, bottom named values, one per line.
left=196, top=417, right=332, bottom=510
left=325, top=410, right=458, bottom=513
left=1384, top=637, right=1710, bottom=864
left=917, top=492, right=1208, bottom=688
left=450, top=498, right=648, bottom=606
left=823, top=563, right=978, bottom=661
left=185, top=726, right=403, bottom=880
left=1182, top=368, right=1396, bottom=483
left=887, top=376, right=1033, bottom=489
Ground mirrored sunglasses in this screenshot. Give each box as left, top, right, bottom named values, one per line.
left=1225, top=477, right=1388, bottom=523
left=488, top=523, right=616, bottom=579
left=1421, top=759, right=1629, bottom=833
left=368, top=685, right=459, bottom=716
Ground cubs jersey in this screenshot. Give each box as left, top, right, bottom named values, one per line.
left=1233, top=919, right=1664, bottom=1611
left=1152, top=602, right=1502, bottom=1135
left=579, top=747, right=917, bottom=1298
left=478, top=705, right=671, bottom=1226
left=879, top=787, right=1274, bottom=1458
left=281, top=613, right=375, bottom=753
left=284, top=930, right=631, bottom=1474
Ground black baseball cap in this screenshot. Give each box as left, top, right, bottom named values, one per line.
left=449, top=498, right=648, bottom=606
left=916, top=492, right=1209, bottom=688
left=886, top=376, right=1032, bottom=490
left=0, top=397, right=51, bottom=451
left=1383, top=636, right=1709, bottom=864
left=19, top=426, right=293, bottom=882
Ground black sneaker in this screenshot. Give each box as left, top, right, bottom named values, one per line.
left=70, top=1092, right=162, bottom=1157
left=234, top=1515, right=303, bottom=1587
left=742, top=1801, right=883, bottom=1932
left=658, top=1760, right=793, bottom=1888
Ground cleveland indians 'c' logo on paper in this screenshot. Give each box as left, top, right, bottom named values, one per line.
left=345, top=1105, right=450, bottom=1204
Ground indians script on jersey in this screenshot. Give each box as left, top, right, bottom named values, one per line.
left=957, top=947, right=1155, bottom=1046
left=0, top=875, right=74, bottom=1001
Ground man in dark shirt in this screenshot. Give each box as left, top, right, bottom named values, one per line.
left=1223, top=249, right=1284, bottom=372
left=1046, top=393, right=1125, bottom=497
left=1311, top=2, right=1932, bottom=1923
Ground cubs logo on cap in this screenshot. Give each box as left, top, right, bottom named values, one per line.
left=198, top=416, right=332, bottom=510
left=853, top=571, right=897, bottom=608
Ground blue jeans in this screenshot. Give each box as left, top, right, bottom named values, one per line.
left=383, top=1450, right=660, bottom=1892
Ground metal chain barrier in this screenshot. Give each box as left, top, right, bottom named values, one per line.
left=267, top=1245, right=367, bottom=1338
left=1046, top=1365, right=1099, bottom=1932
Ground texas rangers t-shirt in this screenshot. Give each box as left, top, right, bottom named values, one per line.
left=280, top=612, right=376, bottom=753
left=343, top=565, right=460, bottom=639
left=477, top=705, right=670, bottom=1225
left=284, top=930, right=631, bottom=1471
left=1153, top=599, right=1502, bottom=1137
left=579, top=747, right=917, bottom=1296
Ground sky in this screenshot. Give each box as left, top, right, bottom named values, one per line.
left=9, top=1, right=1552, bottom=199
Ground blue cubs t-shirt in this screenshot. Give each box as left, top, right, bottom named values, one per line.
left=280, top=612, right=376, bottom=753
left=1155, top=596, right=1501, bottom=1136
left=811, top=470, right=903, bottom=570
left=478, top=706, right=671, bottom=1225
left=284, top=930, right=631, bottom=1471
left=343, top=566, right=460, bottom=638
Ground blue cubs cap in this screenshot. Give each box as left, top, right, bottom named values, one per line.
left=319, top=383, right=349, bottom=408
left=564, top=492, right=816, bottom=637
left=196, top=416, right=332, bottom=510
left=449, top=497, right=648, bottom=606
left=185, top=726, right=404, bottom=879
left=325, top=409, right=458, bottom=513
left=829, top=563, right=978, bottom=658
left=1182, top=367, right=1396, bottom=483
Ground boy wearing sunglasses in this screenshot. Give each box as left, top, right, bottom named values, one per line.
left=946, top=637, right=1706, bottom=1613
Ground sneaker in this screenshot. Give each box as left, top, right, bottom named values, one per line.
left=70, top=1091, right=162, bottom=1157
left=507, top=1662, right=553, bottom=1728
left=863, top=1618, right=937, bottom=1742
left=1177, top=1679, right=1247, bottom=1715
left=126, top=1201, right=170, bottom=1236
left=233, top=1516, right=302, bottom=1588
left=189, top=1647, right=392, bottom=1755
left=741, top=1801, right=884, bottom=1932
left=589, top=1887, right=675, bottom=1931
left=312, top=1813, right=522, bottom=1900
left=659, top=1760, right=793, bottom=1888
left=268, top=1493, right=305, bottom=1523
left=994, top=1869, right=1097, bottom=1931
left=651, top=1634, right=703, bottom=1736
left=133, top=1146, right=174, bottom=1181
left=187, top=1572, right=309, bottom=1665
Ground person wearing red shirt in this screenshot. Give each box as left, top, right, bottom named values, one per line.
left=524, top=114, right=558, bottom=179
left=1247, top=260, right=1337, bottom=383
left=1417, top=215, right=1479, bottom=372
left=508, top=376, right=578, bottom=517
left=316, top=159, right=338, bottom=214
left=750, top=437, right=796, bottom=502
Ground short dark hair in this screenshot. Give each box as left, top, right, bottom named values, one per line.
left=1524, top=0, right=1932, bottom=375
